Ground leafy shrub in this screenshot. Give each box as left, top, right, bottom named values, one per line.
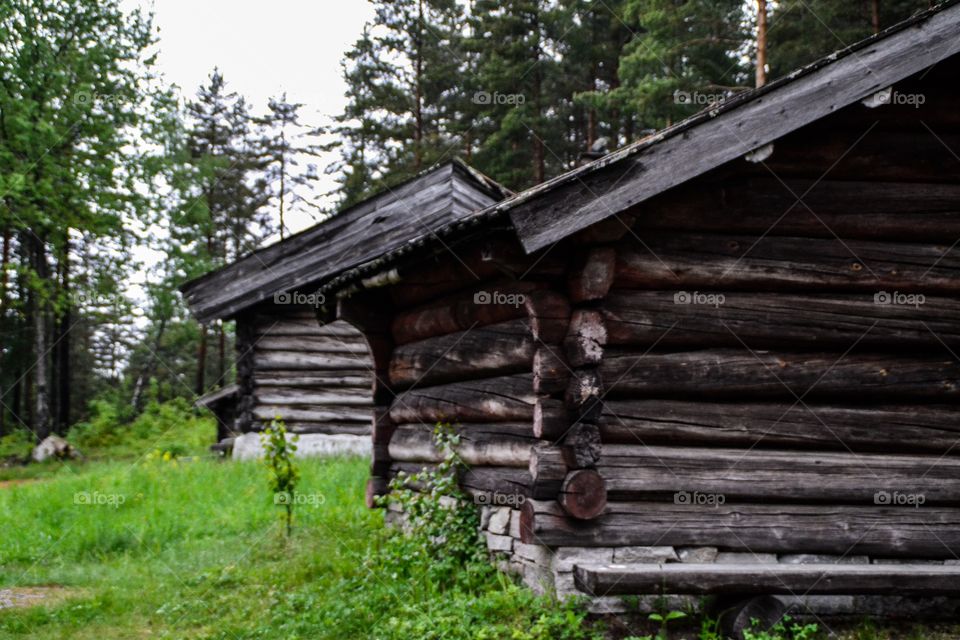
left=375, top=422, right=491, bottom=589
left=0, top=428, right=35, bottom=462
left=742, top=616, right=819, bottom=640
left=261, top=418, right=299, bottom=536
left=69, top=397, right=215, bottom=459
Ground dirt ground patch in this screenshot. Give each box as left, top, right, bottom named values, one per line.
left=0, top=586, right=78, bottom=610
left=0, top=479, right=37, bottom=489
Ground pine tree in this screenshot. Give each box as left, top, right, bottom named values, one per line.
left=332, top=0, right=466, bottom=208
left=766, top=0, right=928, bottom=79
left=260, top=94, right=328, bottom=238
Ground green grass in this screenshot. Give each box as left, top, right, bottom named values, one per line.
left=0, top=455, right=600, bottom=639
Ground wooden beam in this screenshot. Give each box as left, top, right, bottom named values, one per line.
left=520, top=500, right=960, bottom=556
left=599, top=400, right=960, bottom=454
left=600, top=349, right=960, bottom=401
left=574, top=563, right=960, bottom=596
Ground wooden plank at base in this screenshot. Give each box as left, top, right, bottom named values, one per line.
left=573, top=563, right=960, bottom=596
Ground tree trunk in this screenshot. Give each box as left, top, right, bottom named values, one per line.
left=756, top=0, right=768, bottom=87
left=54, top=237, right=70, bottom=434
left=195, top=323, right=208, bottom=396
left=29, top=234, right=51, bottom=439
left=871, top=0, right=881, bottom=34
left=218, top=320, right=226, bottom=385
left=413, top=0, right=424, bottom=171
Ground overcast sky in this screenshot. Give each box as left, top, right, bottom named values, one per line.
left=127, top=0, right=376, bottom=235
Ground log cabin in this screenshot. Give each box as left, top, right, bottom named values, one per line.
left=183, top=1, right=960, bottom=622
left=180, top=160, right=511, bottom=452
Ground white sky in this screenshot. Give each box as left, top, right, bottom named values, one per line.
left=128, top=0, right=376, bottom=235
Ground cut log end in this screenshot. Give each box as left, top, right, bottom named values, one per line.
left=559, top=469, right=608, bottom=520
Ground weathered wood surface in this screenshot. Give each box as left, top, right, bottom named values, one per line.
left=254, top=388, right=373, bottom=407
left=639, top=179, right=960, bottom=242
left=529, top=445, right=569, bottom=498
left=598, top=444, right=960, bottom=504
left=562, top=422, right=602, bottom=468
left=602, top=291, right=960, bottom=349
left=524, top=290, right=572, bottom=343
left=569, top=247, right=617, bottom=302
left=760, top=129, right=960, bottom=183
left=389, top=318, right=549, bottom=388
left=600, top=349, right=960, bottom=401
left=254, top=336, right=370, bottom=354
left=566, top=370, right=604, bottom=423
left=391, top=462, right=533, bottom=498
left=253, top=350, right=368, bottom=371
left=252, top=406, right=371, bottom=423
left=388, top=424, right=534, bottom=467
left=390, top=283, right=541, bottom=345
left=565, top=310, right=607, bottom=367
left=574, top=564, right=960, bottom=597
left=253, top=372, right=373, bottom=388
left=284, top=422, right=372, bottom=436
left=387, top=236, right=567, bottom=307
left=613, top=233, right=960, bottom=293
left=559, top=469, right=607, bottom=520
left=599, top=400, right=960, bottom=454
left=252, top=315, right=366, bottom=338
left=520, top=500, right=960, bottom=556
left=533, top=347, right=569, bottom=394
left=181, top=162, right=507, bottom=322
left=508, top=5, right=960, bottom=251
left=533, top=398, right=571, bottom=440
left=389, top=374, right=536, bottom=424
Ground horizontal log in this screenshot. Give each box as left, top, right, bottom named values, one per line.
left=613, top=233, right=960, bottom=293
left=283, top=422, right=372, bottom=436
left=253, top=388, right=373, bottom=407
left=254, top=336, right=371, bottom=354
left=639, top=178, right=960, bottom=242
left=390, top=282, right=544, bottom=345
left=390, top=374, right=535, bottom=424
left=574, top=564, right=960, bottom=597
left=599, top=400, right=960, bottom=454
left=390, top=462, right=533, bottom=499
left=388, top=423, right=535, bottom=467
left=253, top=317, right=365, bottom=338
left=602, top=291, right=960, bottom=349
left=599, top=444, right=960, bottom=504
left=253, top=372, right=373, bottom=388
left=252, top=406, right=372, bottom=423
left=520, top=500, right=960, bottom=556
left=389, top=319, right=550, bottom=388
left=253, top=350, right=369, bottom=371
left=600, top=349, right=960, bottom=401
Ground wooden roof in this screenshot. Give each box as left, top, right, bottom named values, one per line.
left=180, top=160, right=510, bottom=322
left=314, top=0, right=960, bottom=296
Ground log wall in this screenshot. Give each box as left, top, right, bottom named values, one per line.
left=234, top=304, right=374, bottom=436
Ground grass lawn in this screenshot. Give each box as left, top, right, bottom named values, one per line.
left=0, top=454, right=601, bottom=639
